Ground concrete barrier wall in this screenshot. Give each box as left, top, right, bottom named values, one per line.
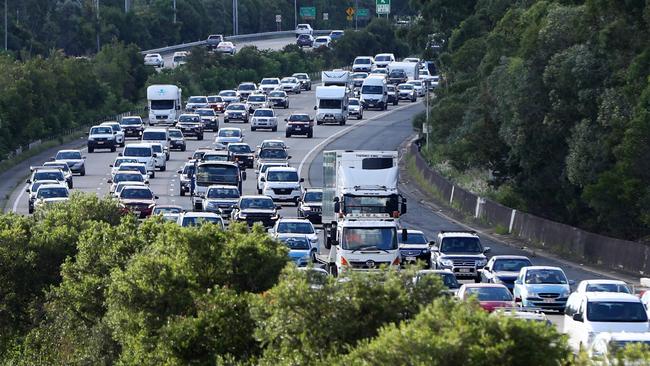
left=408, top=143, right=650, bottom=276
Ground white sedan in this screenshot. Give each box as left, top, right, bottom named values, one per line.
left=143, top=53, right=164, bottom=67
left=216, top=41, right=236, bottom=55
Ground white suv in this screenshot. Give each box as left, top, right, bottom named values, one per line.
left=141, top=128, right=170, bottom=160
left=261, top=167, right=303, bottom=205
left=100, top=121, right=125, bottom=147
left=250, top=108, right=278, bottom=132
left=256, top=162, right=289, bottom=194
left=295, top=24, right=313, bottom=37
left=259, top=78, right=281, bottom=94
left=121, top=143, right=157, bottom=178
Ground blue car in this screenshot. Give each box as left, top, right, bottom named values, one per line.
left=279, top=234, right=315, bottom=267
left=329, top=30, right=344, bottom=41
left=513, top=266, right=574, bottom=312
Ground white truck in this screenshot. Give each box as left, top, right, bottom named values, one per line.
left=387, top=61, right=420, bottom=81
left=315, top=86, right=349, bottom=125
left=321, top=70, right=351, bottom=88
left=315, top=150, right=408, bottom=275
left=147, top=85, right=182, bottom=126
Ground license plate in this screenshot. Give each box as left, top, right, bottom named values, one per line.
left=458, top=268, right=471, bottom=273
left=543, top=298, right=555, bottom=303
left=406, top=256, right=416, bottom=261
left=97, top=141, right=104, bottom=144
left=325, top=117, right=334, bottom=120
left=295, top=127, right=302, bottom=130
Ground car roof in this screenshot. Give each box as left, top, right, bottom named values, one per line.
left=33, top=168, right=62, bottom=174
left=416, top=269, right=454, bottom=275
left=404, top=229, right=425, bottom=235
left=461, top=283, right=509, bottom=289
left=121, top=185, right=151, bottom=191
left=182, top=212, right=222, bottom=218
left=262, top=139, right=285, bottom=144
left=240, top=195, right=273, bottom=200
left=582, top=292, right=642, bottom=302
left=579, top=279, right=627, bottom=285
left=207, top=184, right=239, bottom=189
left=266, top=167, right=297, bottom=172
left=522, top=266, right=563, bottom=272
left=277, top=218, right=312, bottom=224
left=220, top=127, right=242, bottom=131
left=438, top=231, right=479, bottom=238
left=143, top=127, right=168, bottom=131
left=37, top=183, right=68, bottom=190
left=57, top=149, right=81, bottom=153
left=491, top=255, right=531, bottom=261
left=115, top=170, right=144, bottom=175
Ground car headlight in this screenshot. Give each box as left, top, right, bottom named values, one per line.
left=301, top=205, right=311, bottom=211
left=526, top=291, right=537, bottom=298
left=476, top=259, right=488, bottom=267
left=492, top=276, right=503, bottom=284
left=237, top=213, right=247, bottom=219
left=421, top=249, right=429, bottom=254
left=560, top=288, right=571, bottom=297
left=440, top=258, right=453, bottom=266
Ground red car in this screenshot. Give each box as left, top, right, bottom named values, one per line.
left=208, top=95, right=227, bottom=113
left=457, top=283, right=514, bottom=312
left=118, top=185, right=158, bottom=218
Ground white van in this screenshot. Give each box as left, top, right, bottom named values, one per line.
left=121, top=143, right=157, bottom=178
left=147, top=85, right=182, bottom=126
left=315, top=86, right=348, bottom=125
left=352, top=56, right=375, bottom=73
left=564, top=292, right=649, bottom=352
left=141, top=128, right=170, bottom=161
left=374, top=53, right=396, bottom=68
left=360, top=75, right=388, bottom=110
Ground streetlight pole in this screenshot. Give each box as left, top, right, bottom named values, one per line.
left=354, top=0, right=358, bottom=30
left=232, top=0, right=238, bottom=35
left=425, top=81, right=430, bottom=147
left=4, top=0, right=7, bottom=51
left=95, top=0, right=100, bottom=53
left=173, top=0, right=176, bottom=24
left=294, top=0, right=297, bottom=29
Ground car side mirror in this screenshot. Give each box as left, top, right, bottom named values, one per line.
left=313, top=106, right=317, bottom=110
left=113, top=131, right=117, bottom=135
left=118, top=153, right=123, bottom=157
left=25, top=188, right=30, bottom=193
left=26, top=179, right=31, bottom=184
left=242, top=172, right=247, bottom=180
left=49, top=157, right=55, bottom=161
left=384, top=91, right=388, bottom=95
left=144, top=180, right=150, bottom=185
left=109, top=164, right=114, bottom=167
left=572, top=313, right=584, bottom=322
left=483, top=247, right=491, bottom=254
left=260, top=177, right=265, bottom=182
left=284, top=118, right=288, bottom=122
left=177, top=170, right=182, bottom=174
left=275, top=205, right=282, bottom=210
left=288, top=156, right=292, bottom=159
left=299, top=178, right=304, bottom=182
left=176, top=105, right=181, bottom=110
left=428, top=240, right=435, bottom=247
left=569, top=280, right=576, bottom=286
left=401, top=228, right=408, bottom=243
left=82, top=156, right=87, bottom=159
left=145, top=106, right=149, bottom=111
left=153, top=154, right=158, bottom=158
left=107, top=179, right=113, bottom=184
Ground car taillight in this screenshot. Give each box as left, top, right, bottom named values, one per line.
left=341, top=257, right=349, bottom=267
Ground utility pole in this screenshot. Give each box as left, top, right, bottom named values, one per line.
left=95, top=0, right=100, bottom=53
left=354, top=0, right=358, bottom=30
left=425, top=81, right=430, bottom=147
left=294, top=0, right=297, bottom=29
left=4, top=0, right=7, bottom=51
left=232, top=0, right=238, bottom=35
left=173, top=0, right=176, bottom=23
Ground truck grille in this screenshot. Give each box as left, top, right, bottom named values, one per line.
left=349, top=261, right=391, bottom=269
left=452, top=259, right=476, bottom=266
left=273, top=188, right=293, bottom=195
left=538, top=293, right=559, bottom=298
left=401, top=250, right=422, bottom=256
left=156, top=115, right=167, bottom=120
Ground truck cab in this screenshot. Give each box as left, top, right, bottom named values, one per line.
left=360, top=75, right=388, bottom=110
left=147, top=85, right=182, bottom=126
left=190, top=161, right=245, bottom=210
left=315, top=86, right=349, bottom=125
left=430, top=231, right=490, bottom=282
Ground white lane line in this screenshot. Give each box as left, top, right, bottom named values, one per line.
left=297, top=103, right=421, bottom=179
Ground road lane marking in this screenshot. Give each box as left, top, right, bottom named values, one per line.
left=297, top=102, right=421, bottom=181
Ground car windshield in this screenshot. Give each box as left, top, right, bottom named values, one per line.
left=182, top=165, right=195, bottom=175
left=355, top=58, right=371, bottom=64
left=34, top=171, right=63, bottom=181
left=114, top=173, right=144, bottom=183
left=294, top=74, right=307, bottom=79
left=239, top=84, right=256, bottom=90
left=208, top=96, right=223, bottom=103
left=249, top=95, right=266, bottom=102
left=173, top=55, right=186, bottom=62
left=196, top=109, right=215, bottom=116
left=91, top=127, right=112, bottom=134
left=267, top=171, right=299, bottom=182
left=281, top=237, right=310, bottom=250
left=289, top=114, right=310, bottom=122
left=188, top=97, right=207, bottom=103
left=229, top=144, right=252, bottom=153
left=277, top=222, right=314, bottom=234
left=315, top=38, right=327, bottom=43
left=399, top=84, right=414, bottom=90
left=298, top=34, right=310, bottom=39
left=150, top=145, right=163, bottom=153
left=261, top=79, right=278, bottom=85
left=182, top=216, right=222, bottom=227
left=410, top=81, right=422, bottom=86
left=179, top=115, right=200, bottom=122
left=219, top=129, right=241, bottom=137
left=319, top=99, right=342, bottom=109
left=465, top=287, right=513, bottom=301
left=262, top=141, right=285, bottom=149
left=56, top=151, right=82, bottom=160
left=585, top=283, right=631, bottom=293
left=587, top=301, right=648, bottom=322
left=353, top=73, right=368, bottom=79
left=260, top=164, right=286, bottom=173
left=121, top=188, right=153, bottom=199
left=227, top=104, right=245, bottom=111
left=440, top=237, right=482, bottom=253
left=220, top=91, right=236, bottom=96
left=376, top=55, right=391, bottom=61
left=270, top=92, right=286, bottom=97
left=349, top=99, right=360, bottom=106
left=303, top=191, right=322, bottom=202
left=124, top=147, right=151, bottom=157
left=254, top=110, right=273, bottom=117
left=103, top=124, right=120, bottom=132
left=372, top=69, right=387, bottom=74
left=37, top=187, right=68, bottom=198
left=142, top=131, right=167, bottom=140
left=362, top=85, right=383, bottom=94
left=437, top=273, right=460, bottom=289
left=153, top=207, right=182, bottom=214
left=342, top=227, right=398, bottom=251
left=196, top=165, right=239, bottom=184
left=401, top=233, right=428, bottom=245
left=492, top=259, right=532, bottom=272
left=168, top=130, right=183, bottom=138
left=389, top=71, right=406, bottom=77
left=203, top=154, right=228, bottom=161
left=119, top=165, right=145, bottom=174
left=207, top=187, right=240, bottom=198
left=114, top=158, right=138, bottom=167
left=282, top=78, right=297, bottom=83
left=524, top=269, right=567, bottom=284
left=259, top=149, right=288, bottom=159
left=240, top=198, right=274, bottom=209
left=31, top=181, right=53, bottom=192
left=45, top=164, right=69, bottom=173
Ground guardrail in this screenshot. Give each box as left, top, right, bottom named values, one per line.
left=142, top=30, right=333, bottom=55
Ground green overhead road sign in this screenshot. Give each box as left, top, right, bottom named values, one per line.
left=376, top=0, right=390, bottom=14
left=300, top=7, right=316, bottom=19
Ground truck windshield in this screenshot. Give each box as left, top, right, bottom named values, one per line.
left=123, top=147, right=151, bottom=157
left=440, top=237, right=482, bottom=253
left=150, top=100, right=174, bottom=110
left=196, top=165, right=239, bottom=185
left=319, top=99, right=342, bottom=109
left=362, top=85, right=383, bottom=94
left=343, top=195, right=398, bottom=214
left=342, top=227, right=397, bottom=251
left=587, top=302, right=648, bottom=322
left=142, top=132, right=167, bottom=141
left=267, top=171, right=299, bottom=182
left=207, top=187, right=239, bottom=198
left=37, top=187, right=69, bottom=198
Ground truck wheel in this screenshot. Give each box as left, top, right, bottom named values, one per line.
left=80, top=167, right=86, bottom=176
left=272, top=126, right=277, bottom=132
left=307, top=130, right=313, bottom=138
left=160, top=165, right=166, bottom=172
left=198, top=134, right=204, bottom=141
left=110, top=146, right=116, bottom=152
left=286, top=132, right=291, bottom=138
left=316, top=121, right=322, bottom=125
left=180, top=189, right=185, bottom=197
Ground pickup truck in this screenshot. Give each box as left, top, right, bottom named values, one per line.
left=430, top=231, right=490, bottom=282
left=206, top=34, right=224, bottom=51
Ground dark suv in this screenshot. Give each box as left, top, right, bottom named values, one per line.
left=227, top=143, right=255, bottom=169
left=120, top=116, right=145, bottom=138
left=231, top=195, right=280, bottom=227
left=388, top=69, right=408, bottom=85
left=175, top=114, right=204, bottom=140
left=297, top=34, right=314, bottom=47
left=285, top=113, right=314, bottom=138
left=297, top=189, right=322, bottom=223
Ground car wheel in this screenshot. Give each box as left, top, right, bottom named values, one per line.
left=393, top=100, right=398, bottom=106
left=339, top=120, right=345, bottom=126
left=150, top=171, right=155, bottom=179
left=68, top=181, right=73, bottom=189
left=28, top=206, right=34, bottom=214
left=272, top=126, right=277, bottom=132
left=166, top=154, right=170, bottom=161
left=474, top=275, right=481, bottom=283
left=251, top=127, right=256, bottom=131
left=285, top=103, right=289, bottom=109
left=180, top=189, right=185, bottom=197
left=110, top=146, right=116, bottom=152
left=198, top=134, right=204, bottom=140
left=358, top=114, right=362, bottom=120
left=224, top=119, right=228, bottom=123
left=257, top=188, right=262, bottom=194
left=294, top=198, right=300, bottom=207
left=181, top=145, right=186, bottom=152
left=286, top=132, right=291, bottom=138
left=80, top=168, right=86, bottom=176
left=160, top=165, right=166, bottom=172
left=307, top=130, right=313, bottom=138
left=316, top=121, right=322, bottom=125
